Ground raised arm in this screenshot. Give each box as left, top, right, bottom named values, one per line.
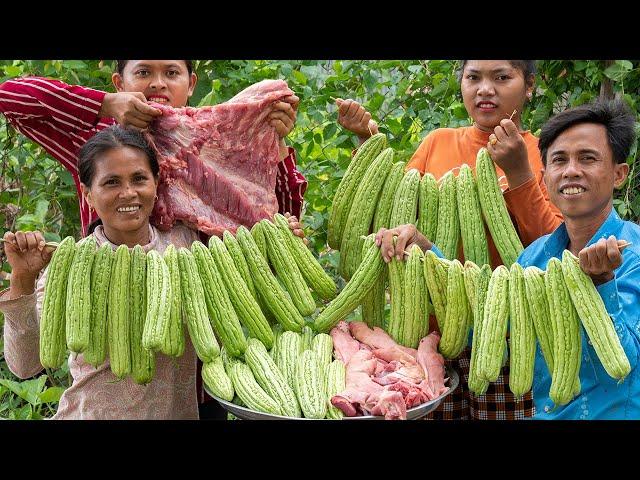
left=488, top=119, right=563, bottom=245
left=0, top=231, right=55, bottom=378
left=267, top=93, right=308, bottom=219
left=0, top=77, right=108, bottom=172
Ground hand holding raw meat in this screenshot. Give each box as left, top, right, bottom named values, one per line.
left=99, top=91, right=162, bottom=130
left=269, top=94, right=299, bottom=139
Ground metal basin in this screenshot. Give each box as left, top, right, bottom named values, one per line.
left=206, top=365, right=459, bottom=420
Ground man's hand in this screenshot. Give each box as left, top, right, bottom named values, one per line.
left=99, top=92, right=162, bottom=130
left=578, top=236, right=624, bottom=285
left=284, top=212, right=308, bottom=245
left=374, top=224, right=432, bottom=263
left=336, top=98, right=378, bottom=143
left=487, top=118, right=534, bottom=190
left=269, top=95, right=299, bottom=139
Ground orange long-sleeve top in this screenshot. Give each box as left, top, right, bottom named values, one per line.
left=406, top=125, right=563, bottom=269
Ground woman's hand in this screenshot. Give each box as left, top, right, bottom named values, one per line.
left=99, top=92, right=162, bottom=130
left=3, top=231, right=55, bottom=297
left=578, top=236, right=624, bottom=285
left=336, top=98, right=378, bottom=143
left=487, top=118, right=534, bottom=190
left=284, top=212, right=308, bottom=245
left=269, top=95, right=299, bottom=139
left=374, top=224, right=432, bottom=263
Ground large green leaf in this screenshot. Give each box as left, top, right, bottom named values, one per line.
left=0, top=376, right=47, bottom=406
left=62, top=60, right=88, bottom=70
left=38, top=387, right=65, bottom=404
left=604, top=60, right=633, bottom=82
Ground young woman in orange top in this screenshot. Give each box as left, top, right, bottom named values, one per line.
left=337, top=60, right=563, bottom=420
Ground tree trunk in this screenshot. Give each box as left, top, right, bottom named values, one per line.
left=600, top=60, right=616, bottom=100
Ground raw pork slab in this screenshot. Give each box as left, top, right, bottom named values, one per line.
left=146, top=80, right=294, bottom=235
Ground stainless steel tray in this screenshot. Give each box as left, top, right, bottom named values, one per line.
left=206, top=365, right=459, bottom=420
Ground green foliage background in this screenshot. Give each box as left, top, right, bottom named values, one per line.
left=0, top=59, right=638, bottom=418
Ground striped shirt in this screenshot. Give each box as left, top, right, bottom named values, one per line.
left=0, top=76, right=308, bottom=236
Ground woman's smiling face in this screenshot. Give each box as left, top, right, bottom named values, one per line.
left=460, top=60, right=533, bottom=132
left=85, top=145, right=158, bottom=237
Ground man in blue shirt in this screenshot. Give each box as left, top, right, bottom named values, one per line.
left=516, top=99, right=640, bottom=419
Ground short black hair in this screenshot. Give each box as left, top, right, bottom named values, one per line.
left=458, top=60, right=537, bottom=84
left=539, top=99, right=636, bottom=165
left=115, top=60, right=193, bottom=76
left=78, top=125, right=159, bottom=188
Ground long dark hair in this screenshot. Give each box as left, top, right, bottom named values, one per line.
left=79, top=126, right=159, bottom=234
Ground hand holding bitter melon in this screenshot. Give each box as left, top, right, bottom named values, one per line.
left=374, top=224, right=433, bottom=263
left=2, top=230, right=56, bottom=297
left=507, top=98, right=640, bottom=419
left=0, top=127, right=192, bottom=418
left=1, top=124, right=344, bottom=419
left=282, top=212, right=308, bottom=245
left=19, top=214, right=338, bottom=384
left=335, top=98, right=379, bottom=143
left=463, top=254, right=631, bottom=402
left=335, top=141, right=523, bottom=269
left=575, top=236, right=625, bottom=285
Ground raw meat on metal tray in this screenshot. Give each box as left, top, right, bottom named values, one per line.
left=371, top=351, right=426, bottom=385
left=329, top=321, right=449, bottom=419
left=369, top=390, right=406, bottom=420
left=386, top=381, right=428, bottom=409
left=331, top=349, right=383, bottom=414
left=330, top=321, right=361, bottom=364
left=348, top=322, right=418, bottom=358
left=331, top=349, right=408, bottom=420
left=146, top=79, right=294, bottom=236
left=417, top=333, right=449, bottom=400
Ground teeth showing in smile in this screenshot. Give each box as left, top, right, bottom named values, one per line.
left=148, top=97, right=168, bottom=103
left=478, top=103, right=496, bottom=108
left=561, top=187, right=585, bottom=195
left=118, top=206, right=140, bottom=212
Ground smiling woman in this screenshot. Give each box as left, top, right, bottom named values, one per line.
left=0, top=59, right=310, bottom=421
left=459, top=60, right=536, bottom=134
left=78, top=127, right=160, bottom=247
left=0, top=125, right=203, bottom=419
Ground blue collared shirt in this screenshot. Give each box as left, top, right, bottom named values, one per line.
left=517, top=208, right=640, bottom=419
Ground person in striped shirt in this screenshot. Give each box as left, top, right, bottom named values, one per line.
left=0, top=60, right=308, bottom=238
